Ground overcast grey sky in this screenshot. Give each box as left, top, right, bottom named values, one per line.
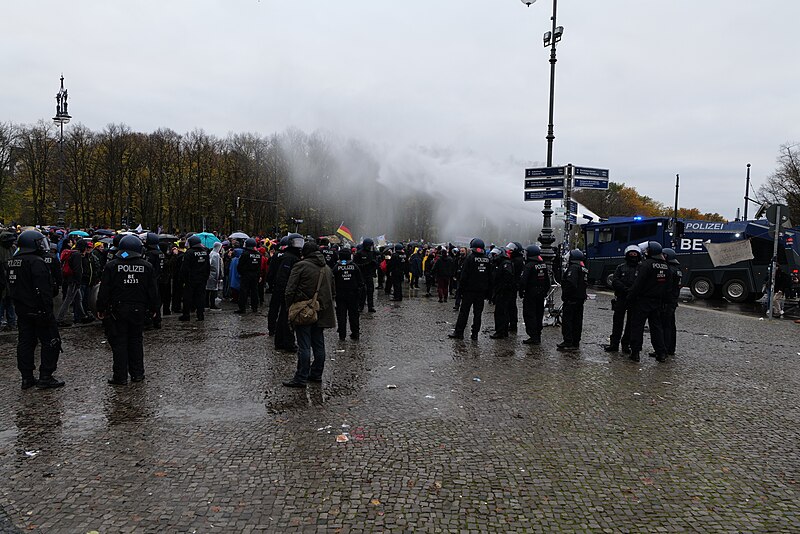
left=4, top=0, right=799, bottom=221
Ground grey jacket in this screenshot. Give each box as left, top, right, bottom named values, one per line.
left=285, top=252, right=336, bottom=329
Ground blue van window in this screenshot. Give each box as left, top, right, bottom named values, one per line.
left=630, top=222, right=657, bottom=242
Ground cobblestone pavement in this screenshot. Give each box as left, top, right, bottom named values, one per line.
left=1, top=289, right=798, bottom=533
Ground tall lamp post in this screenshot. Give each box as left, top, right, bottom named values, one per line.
left=52, top=74, right=71, bottom=227
left=522, top=0, right=564, bottom=264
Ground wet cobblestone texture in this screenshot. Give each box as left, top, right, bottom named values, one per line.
left=1, top=289, right=798, bottom=532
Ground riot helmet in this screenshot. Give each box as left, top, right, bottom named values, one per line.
left=244, top=238, right=257, bottom=249
left=568, top=249, right=586, bottom=263
left=469, top=238, right=485, bottom=252
left=394, top=243, right=404, bottom=252
left=362, top=237, right=374, bottom=250
left=647, top=240, right=663, bottom=257
left=624, top=244, right=642, bottom=263
left=279, top=236, right=289, bottom=248
left=287, top=233, right=304, bottom=249
left=15, top=230, right=46, bottom=254
left=111, top=233, right=124, bottom=251
left=187, top=235, right=202, bottom=248
left=145, top=232, right=160, bottom=247
left=525, top=245, right=541, bottom=260
left=662, top=248, right=679, bottom=265
left=338, top=248, right=352, bottom=261
left=119, top=234, right=144, bottom=258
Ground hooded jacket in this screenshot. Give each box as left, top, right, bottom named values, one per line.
left=229, top=248, right=243, bottom=290
left=285, top=251, right=336, bottom=329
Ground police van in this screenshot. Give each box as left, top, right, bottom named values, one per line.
left=582, top=216, right=800, bottom=302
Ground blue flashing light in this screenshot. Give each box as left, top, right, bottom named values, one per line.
left=633, top=216, right=643, bottom=221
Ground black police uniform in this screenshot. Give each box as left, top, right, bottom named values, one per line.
left=389, top=249, right=408, bottom=301
left=237, top=247, right=262, bottom=313
left=519, top=256, right=550, bottom=343
left=452, top=250, right=491, bottom=339
left=171, top=250, right=184, bottom=313
left=560, top=259, right=588, bottom=348
left=662, top=263, right=682, bottom=356
left=627, top=256, right=669, bottom=360
left=507, top=252, right=525, bottom=331
left=608, top=259, right=640, bottom=351
left=7, top=250, right=62, bottom=387
left=158, top=244, right=173, bottom=314
left=354, top=247, right=378, bottom=312
left=266, top=251, right=285, bottom=334
left=274, top=248, right=301, bottom=350
left=180, top=244, right=210, bottom=320
left=321, top=247, right=339, bottom=269
left=97, top=251, right=159, bottom=383
left=144, top=244, right=165, bottom=327
left=491, top=254, right=516, bottom=338
left=334, top=257, right=365, bottom=339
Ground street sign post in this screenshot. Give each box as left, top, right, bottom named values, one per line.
left=525, top=166, right=565, bottom=178
left=573, top=178, right=609, bottom=189
left=567, top=200, right=578, bottom=214
left=574, top=166, right=609, bottom=178
left=525, top=177, right=565, bottom=189
left=525, top=190, right=564, bottom=201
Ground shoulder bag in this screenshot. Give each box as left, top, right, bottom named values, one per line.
left=288, top=267, right=325, bottom=326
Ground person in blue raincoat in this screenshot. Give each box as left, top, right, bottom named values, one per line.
left=228, top=248, right=243, bottom=302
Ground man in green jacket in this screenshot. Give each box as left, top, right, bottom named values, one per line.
left=282, top=242, right=336, bottom=387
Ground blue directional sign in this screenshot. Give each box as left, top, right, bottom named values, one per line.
left=567, top=200, right=578, bottom=214
left=525, top=190, right=564, bottom=201
left=566, top=214, right=577, bottom=224
left=574, top=166, right=609, bottom=179
left=574, top=178, right=610, bottom=189
left=525, top=166, right=566, bottom=178
left=525, top=177, right=565, bottom=189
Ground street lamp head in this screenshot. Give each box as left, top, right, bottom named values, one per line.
left=543, top=31, right=552, bottom=47
left=554, top=25, right=564, bottom=42
left=520, top=0, right=537, bottom=6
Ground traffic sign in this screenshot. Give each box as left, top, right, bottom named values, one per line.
left=525, top=177, right=565, bottom=189
left=525, top=166, right=566, bottom=178
left=574, top=178, right=609, bottom=189
left=567, top=200, right=578, bottom=214
left=525, top=190, right=564, bottom=201
left=566, top=214, right=577, bottom=224
left=574, top=166, right=609, bottom=179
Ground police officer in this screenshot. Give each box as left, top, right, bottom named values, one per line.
left=267, top=236, right=289, bottom=335
left=179, top=235, right=210, bottom=322
left=334, top=248, right=365, bottom=340
left=627, top=241, right=669, bottom=362
left=236, top=238, right=262, bottom=314
left=143, top=232, right=165, bottom=328
left=97, top=235, right=160, bottom=385
left=505, top=241, right=525, bottom=332
left=449, top=238, right=491, bottom=340
left=319, top=237, right=339, bottom=269
left=274, top=233, right=304, bottom=351
left=604, top=245, right=642, bottom=353
left=519, top=245, right=550, bottom=345
left=389, top=243, right=408, bottom=301
left=658, top=248, right=682, bottom=358
left=7, top=230, right=64, bottom=389
left=490, top=247, right=516, bottom=339
left=557, top=249, right=589, bottom=352
left=354, top=237, right=378, bottom=313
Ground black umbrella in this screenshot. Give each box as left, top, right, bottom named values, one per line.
left=94, top=229, right=115, bottom=236
left=158, top=234, right=178, bottom=241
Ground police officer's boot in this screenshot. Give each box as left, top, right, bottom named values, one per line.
left=621, top=344, right=631, bottom=354
left=21, top=376, right=38, bottom=390
left=604, top=344, right=619, bottom=352
left=448, top=331, right=464, bottom=340
left=37, top=375, right=65, bottom=388
left=629, top=351, right=640, bottom=362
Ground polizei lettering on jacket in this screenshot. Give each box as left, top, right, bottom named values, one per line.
left=118, top=264, right=146, bottom=273
left=475, top=256, right=489, bottom=272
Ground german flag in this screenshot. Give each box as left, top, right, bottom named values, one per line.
left=336, top=223, right=353, bottom=242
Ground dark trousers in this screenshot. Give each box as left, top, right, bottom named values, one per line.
left=629, top=299, right=666, bottom=356
left=336, top=294, right=360, bottom=337
left=359, top=276, right=375, bottom=312
left=609, top=299, right=633, bottom=348
left=109, top=316, right=145, bottom=380
left=377, top=269, right=385, bottom=289
left=207, top=290, right=218, bottom=308
left=391, top=274, right=403, bottom=300
left=238, top=276, right=259, bottom=312
left=425, top=274, right=435, bottom=295
left=258, top=279, right=266, bottom=304
left=159, top=281, right=172, bottom=314
left=436, top=277, right=449, bottom=301
left=17, top=314, right=61, bottom=379
left=522, top=294, right=545, bottom=342
left=454, top=292, right=485, bottom=337
left=410, top=273, right=420, bottom=289
left=561, top=300, right=585, bottom=346
left=292, top=325, right=325, bottom=382
left=172, top=278, right=183, bottom=313
left=182, top=283, right=205, bottom=319
left=493, top=292, right=515, bottom=335
left=275, top=300, right=295, bottom=349
left=662, top=305, right=677, bottom=355
left=506, top=295, right=518, bottom=331
left=268, top=290, right=283, bottom=335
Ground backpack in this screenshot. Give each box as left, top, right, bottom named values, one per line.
left=60, top=249, right=74, bottom=278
